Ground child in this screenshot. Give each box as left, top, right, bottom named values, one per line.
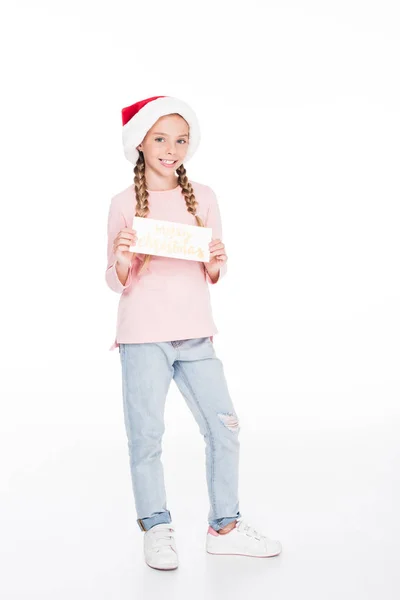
left=105, top=95, right=282, bottom=570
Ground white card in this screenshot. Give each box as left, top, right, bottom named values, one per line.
left=129, top=217, right=212, bottom=262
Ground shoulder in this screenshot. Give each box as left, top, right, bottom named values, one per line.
left=109, top=184, right=135, bottom=216
left=189, top=180, right=218, bottom=206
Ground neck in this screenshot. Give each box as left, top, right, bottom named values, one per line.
left=145, top=167, right=179, bottom=192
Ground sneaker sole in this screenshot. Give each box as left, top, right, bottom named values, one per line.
left=206, top=538, right=282, bottom=558
left=146, top=561, right=179, bottom=570
left=145, top=551, right=179, bottom=570
left=206, top=549, right=281, bottom=558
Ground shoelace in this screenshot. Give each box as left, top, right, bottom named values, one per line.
left=237, top=520, right=264, bottom=541
left=148, top=528, right=175, bottom=550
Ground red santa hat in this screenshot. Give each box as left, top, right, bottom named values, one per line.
left=121, top=95, right=201, bottom=165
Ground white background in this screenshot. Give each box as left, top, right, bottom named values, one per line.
left=1, top=1, right=399, bottom=598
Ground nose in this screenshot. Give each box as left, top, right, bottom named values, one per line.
left=166, top=141, right=178, bottom=155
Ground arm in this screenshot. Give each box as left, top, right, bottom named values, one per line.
left=204, top=187, right=228, bottom=284
left=105, top=199, right=134, bottom=293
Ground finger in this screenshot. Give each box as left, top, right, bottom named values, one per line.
left=209, top=256, right=227, bottom=264
left=115, top=237, right=137, bottom=250
left=119, top=228, right=137, bottom=236
left=117, top=232, right=137, bottom=243
left=210, top=246, right=226, bottom=255
left=115, top=237, right=135, bottom=247
left=209, top=250, right=227, bottom=260
left=114, top=243, right=134, bottom=253
left=209, top=242, right=224, bottom=252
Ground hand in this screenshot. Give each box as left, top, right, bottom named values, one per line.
left=204, top=238, right=227, bottom=278
left=113, top=228, right=137, bottom=266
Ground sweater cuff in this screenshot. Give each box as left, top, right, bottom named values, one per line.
left=205, top=262, right=227, bottom=284
left=106, top=260, right=133, bottom=293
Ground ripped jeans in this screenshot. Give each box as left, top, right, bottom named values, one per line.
left=119, top=336, right=241, bottom=532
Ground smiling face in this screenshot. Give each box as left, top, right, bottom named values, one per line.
left=137, top=113, right=189, bottom=177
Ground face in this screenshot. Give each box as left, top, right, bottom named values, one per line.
left=137, top=113, right=189, bottom=175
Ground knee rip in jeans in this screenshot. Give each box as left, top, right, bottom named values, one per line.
left=218, top=412, right=240, bottom=433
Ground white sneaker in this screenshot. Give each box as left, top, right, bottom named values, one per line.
left=143, top=523, right=179, bottom=570
left=206, top=518, right=282, bottom=558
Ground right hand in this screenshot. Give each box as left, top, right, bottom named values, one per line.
left=113, top=227, right=137, bottom=266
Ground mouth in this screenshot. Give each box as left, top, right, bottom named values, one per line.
left=159, top=159, right=177, bottom=168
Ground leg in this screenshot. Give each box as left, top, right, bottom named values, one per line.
left=172, top=337, right=241, bottom=531
left=119, top=342, right=174, bottom=532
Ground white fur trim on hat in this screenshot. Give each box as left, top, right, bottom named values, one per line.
left=122, top=96, right=201, bottom=165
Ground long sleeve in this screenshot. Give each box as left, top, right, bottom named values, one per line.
left=105, top=199, right=134, bottom=293
left=204, top=187, right=228, bottom=284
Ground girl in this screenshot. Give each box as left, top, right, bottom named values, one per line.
left=105, top=95, right=282, bottom=570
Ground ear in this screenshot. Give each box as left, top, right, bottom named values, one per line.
left=137, top=143, right=143, bottom=151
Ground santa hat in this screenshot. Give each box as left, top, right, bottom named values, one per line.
left=121, top=95, right=201, bottom=165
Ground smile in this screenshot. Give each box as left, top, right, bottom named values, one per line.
left=159, top=159, right=177, bottom=167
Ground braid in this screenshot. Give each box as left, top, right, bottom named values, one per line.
left=176, top=164, right=204, bottom=227
left=132, top=152, right=152, bottom=274
left=134, top=154, right=150, bottom=218
left=131, top=155, right=204, bottom=277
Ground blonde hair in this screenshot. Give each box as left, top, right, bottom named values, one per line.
left=131, top=147, right=204, bottom=276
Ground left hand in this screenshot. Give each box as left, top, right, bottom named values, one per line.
left=204, top=238, right=228, bottom=275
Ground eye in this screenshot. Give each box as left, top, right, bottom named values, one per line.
left=154, top=137, right=187, bottom=144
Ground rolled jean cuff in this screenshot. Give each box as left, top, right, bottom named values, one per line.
left=137, top=510, right=172, bottom=532
left=209, top=511, right=242, bottom=531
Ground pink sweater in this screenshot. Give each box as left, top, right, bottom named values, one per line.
left=105, top=180, right=227, bottom=350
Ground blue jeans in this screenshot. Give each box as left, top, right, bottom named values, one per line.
left=119, top=336, right=241, bottom=532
